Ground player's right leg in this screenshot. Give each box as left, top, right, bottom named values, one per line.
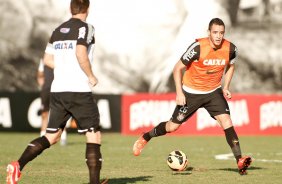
left=133, top=121, right=181, bottom=156
left=6, top=134, right=54, bottom=184
left=132, top=136, right=149, bottom=156
left=6, top=161, right=21, bottom=184
left=7, top=93, right=69, bottom=183
left=133, top=103, right=196, bottom=156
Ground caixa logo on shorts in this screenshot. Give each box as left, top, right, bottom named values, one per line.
left=177, top=106, right=188, bottom=121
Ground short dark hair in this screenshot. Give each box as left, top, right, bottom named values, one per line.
left=70, top=0, right=90, bottom=15
left=208, top=18, right=225, bottom=30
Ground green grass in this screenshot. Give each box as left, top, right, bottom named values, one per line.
left=1, top=133, right=282, bottom=184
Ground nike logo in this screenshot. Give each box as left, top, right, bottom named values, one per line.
left=225, top=109, right=229, bottom=112
left=206, top=70, right=218, bottom=74
left=15, top=166, right=19, bottom=180
left=233, top=140, right=239, bottom=144
left=239, top=159, right=245, bottom=164
left=28, top=144, right=35, bottom=147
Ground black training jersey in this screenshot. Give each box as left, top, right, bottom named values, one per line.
left=45, top=18, right=95, bottom=92
left=43, top=65, right=54, bottom=90
left=180, top=40, right=237, bottom=66
left=38, top=59, right=54, bottom=90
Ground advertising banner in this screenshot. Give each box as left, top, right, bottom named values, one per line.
left=121, top=93, right=282, bottom=135
left=0, top=92, right=121, bottom=132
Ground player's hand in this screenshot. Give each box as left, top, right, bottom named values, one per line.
left=89, top=76, right=98, bottom=88
left=223, top=89, right=232, bottom=99
left=37, top=78, right=44, bottom=90
left=176, top=92, right=186, bottom=106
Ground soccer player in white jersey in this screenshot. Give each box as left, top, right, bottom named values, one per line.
left=6, top=0, right=107, bottom=183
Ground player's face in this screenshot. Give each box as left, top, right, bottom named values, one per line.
left=208, top=24, right=225, bottom=48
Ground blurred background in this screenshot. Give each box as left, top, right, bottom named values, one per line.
left=0, top=0, right=281, bottom=134
left=0, top=2, right=281, bottom=182
left=0, top=0, right=281, bottom=94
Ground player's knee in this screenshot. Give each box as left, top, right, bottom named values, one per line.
left=166, top=121, right=181, bottom=132
left=86, top=131, right=101, bottom=144
left=45, top=133, right=61, bottom=145
left=221, top=120, right=233, bottom=129
left=48, top=137, right=60, bottom=145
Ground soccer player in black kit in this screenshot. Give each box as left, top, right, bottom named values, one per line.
left=6, top=0, right=107, bottom=184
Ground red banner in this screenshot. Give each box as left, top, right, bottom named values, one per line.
left=121, top=93, right=282, bottom=135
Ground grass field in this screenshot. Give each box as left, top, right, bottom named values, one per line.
left=1, top=133, right=282, bottom=184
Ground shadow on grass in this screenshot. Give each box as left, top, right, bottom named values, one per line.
left=171, top=166, right=194, bottom=175
left=216, top=166, right=263, bottom=173
left=83, top=176, right=153, bottom=184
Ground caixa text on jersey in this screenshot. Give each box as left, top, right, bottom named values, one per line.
left=54, top=41, right=75, bottom=50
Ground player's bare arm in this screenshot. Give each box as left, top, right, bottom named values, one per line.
left=76, top=44, right=98, bottom=87
left=43, top=53, right=54, bottom=69
left=173, top=60, right=186, bottom=105
left=37, top=71, right=44, bottom=87
left=223, top=64, right=235, bottom=99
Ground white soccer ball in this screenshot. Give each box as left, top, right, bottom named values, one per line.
left=167, top=150, right=188, bottom=171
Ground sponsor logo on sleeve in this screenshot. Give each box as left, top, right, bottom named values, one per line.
left=78, top=27, right=86, bottom=39
left=60, top=28, right=70, bottom=33
left=183, top=49, right=197, bottom=61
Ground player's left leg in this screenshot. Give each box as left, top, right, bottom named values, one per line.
left=85, top=131, right=103, bottom=184
left=205, top=88, right=252, bottom=174
left=215, top=114, right=252, bottom=175
left=71, top=92, right=104, bottom=184
left=216, top=114, right=242, bottom=161
left=40, top=88, right=50, bottom=137
left=40, top=111, right=49, bottom=136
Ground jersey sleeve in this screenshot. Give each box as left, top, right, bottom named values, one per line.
left=77, top=24, right=95, bottom=47
left=229, top=43, right=237, bottom=65
left=180, top=41, right=200, bottom=65
left=45, top=32, right=55, bottom=55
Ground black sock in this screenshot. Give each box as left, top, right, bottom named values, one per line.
left=224, top=126, right=242, bottom=162
left=143, top=122, right=167, bottom=142
left=86, top=143, right=102, bottom=184
left=18, top=136, right=50, bottom=171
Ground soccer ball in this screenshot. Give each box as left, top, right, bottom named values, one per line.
left=167, top=150, right=188, bottom=171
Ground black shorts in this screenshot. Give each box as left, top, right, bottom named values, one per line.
left=47, top=92, right=100, bottom=134
left=171, top=88, right=230, bottom=124
left=40, top=87, right=51, bottom=112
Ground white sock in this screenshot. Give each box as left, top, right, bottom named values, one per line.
left=61, top=130, right=67, bottom=140
left=60, top=130, right=67, bottom=145
left=40, top=130, right=46, bottom=137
